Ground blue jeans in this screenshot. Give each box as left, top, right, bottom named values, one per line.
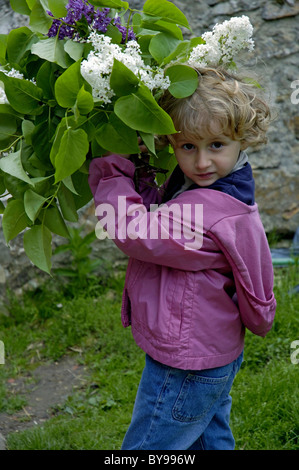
left=121, top=352, right=243, bottom=450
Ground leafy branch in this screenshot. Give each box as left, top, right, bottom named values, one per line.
left=0, top=0, right=205, bottom=273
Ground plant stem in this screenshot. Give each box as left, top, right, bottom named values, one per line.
left=125, top=9, right=133, bottom=44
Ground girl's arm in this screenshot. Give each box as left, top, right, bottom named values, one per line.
left=208, top=217, right=276, bottom=337
left=88, top=154, right=225, bottom=272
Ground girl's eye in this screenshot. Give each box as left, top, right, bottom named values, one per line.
left=182, top=143, right=195, bottom=150
left=211, top=142, right=224, bottom=150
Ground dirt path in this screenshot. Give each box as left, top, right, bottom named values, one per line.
left=0, top=356, right=88, bottom=449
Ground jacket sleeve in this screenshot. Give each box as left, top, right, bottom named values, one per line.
left=88, top=154, right=226, bottom=272
left=208, top=214, right=276, bottom=336
left=134, top=167, right=163, bottom=209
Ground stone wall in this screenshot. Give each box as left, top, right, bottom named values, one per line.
left=0, top=0, right=298, bottom=295
left=175, top=0, right=299, bottom=235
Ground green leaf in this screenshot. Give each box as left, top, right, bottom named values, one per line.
left=6, top=27, right=37, bottom=65
left=71, top=171, right=93, bottom=210
left=114, top=84, right=176, bottom=135
left=243, top=77, right=262, bottom=89
left=29, top=2, right=53, bottom=34
left=0, top=103, right=23, bottom=119
left=0, top=200, right=5, bottom=214
left=105, top=23, right=123, bottom=44
left=64, top=39, right=85, bottom=62
left=75, top=86, right=94, bottom=115
left=21, top=142, right=47, bottom=177
left=54, top=128, right=89, bottom=183
left=0, top=72, right=43, bottom=114
left=26, top=0, right=36, bottom=8
left=0, top=113, right=17, bottom=142
left=30, top=175, right=53, bottom=195
left=24, top=188, right=47, bottom=222
left=143, top=0, right=190, bottom=29
left=149, top=32, right=181, bottom=65
left=160, top=40, right=190, bottom=66
left=140, top=18, right=183, bottom=40
left=48, top=0, right=68, bottom=17
left=2, top=199, right=31, bottom=242
left=39, top=204, right=70, bottom=238
left=36, top=61, right=57, bottom=99
left=165, top=64, right=198, bottom=98
left=62, top=175, right=79, bottom=195
left=3, top=173, right=29, bottom=199
left=55, top=60, right=84, bottom=108
left=57, top=183, right=78, bottom=222
left=0, top=149, right=33, bottom=185
left=75, top=14, right=91, bottom=38
left=110, top=59, right=139, bottom=96
left=50, top=119, right=67, bottom=166
left=138, top=131, right=156, bottom=156
left=10, top=0, right=31, bottom=15
left=150, top=145, right=176, bottom=185
left=0, top=174, right=6, bottom=195
left=139, top=15, right=183, bottom=39
left=22, top=120, right=35, bottom=145
left=31, top=37, right=72, bottom=68
left=23, top=225, right=52, bottom=274
left=96, top=113, right=140, bottom=154
left=31, top=121, right=55, bottom=169
left=0, top=34, right=7, bottom=64
left=89, top=0, right=129, bottom=9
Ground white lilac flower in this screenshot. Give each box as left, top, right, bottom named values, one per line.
left=80, top=32, right=170, bottom=104
left=188, top=15, right=254, bottom=67
left=0, top=86, right=8, bottom=104
left=4, top=68, right=24, bottom=79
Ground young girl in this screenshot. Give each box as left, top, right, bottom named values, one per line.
left=88, top=66, right=276, bottom=450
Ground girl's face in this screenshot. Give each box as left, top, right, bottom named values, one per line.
left=172, top=124, right=242, bottom=187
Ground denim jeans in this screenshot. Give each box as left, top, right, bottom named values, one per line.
left=121, top=352, right=243, bottom=450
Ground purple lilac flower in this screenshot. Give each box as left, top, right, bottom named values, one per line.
left=47, top=0, right=135, bottom=43
left=93, top=8, right=112, bottom=33
left=65, top=0, right=94, bottom=24
left=113, top=16, right=136, bottom=42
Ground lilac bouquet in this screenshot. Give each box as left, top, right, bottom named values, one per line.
left=0, top=0, right=255, bottom=272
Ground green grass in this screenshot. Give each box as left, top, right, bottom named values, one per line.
left=0, top=262, right=298, bottom=450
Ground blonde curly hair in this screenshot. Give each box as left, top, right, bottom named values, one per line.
left=158, top=66, right=271, bottom=150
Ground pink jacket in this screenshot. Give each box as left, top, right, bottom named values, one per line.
left=89, top=155, right=276, bottom=370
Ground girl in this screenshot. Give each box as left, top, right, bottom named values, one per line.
left=88, top=66, right=276, bottom=450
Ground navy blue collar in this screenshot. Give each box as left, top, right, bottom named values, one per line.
left=162, top=163, right=255, bottom=205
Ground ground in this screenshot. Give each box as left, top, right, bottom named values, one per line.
left=0, top=356, right=87, bottom=449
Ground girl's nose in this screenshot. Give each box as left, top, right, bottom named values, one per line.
left=195, top=150, right=211, bottom=171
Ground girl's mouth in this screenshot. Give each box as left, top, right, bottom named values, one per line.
left=195, top=172, right=215, bottom=180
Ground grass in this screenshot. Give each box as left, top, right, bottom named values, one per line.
left=0, top=260, right=298, bottom=450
